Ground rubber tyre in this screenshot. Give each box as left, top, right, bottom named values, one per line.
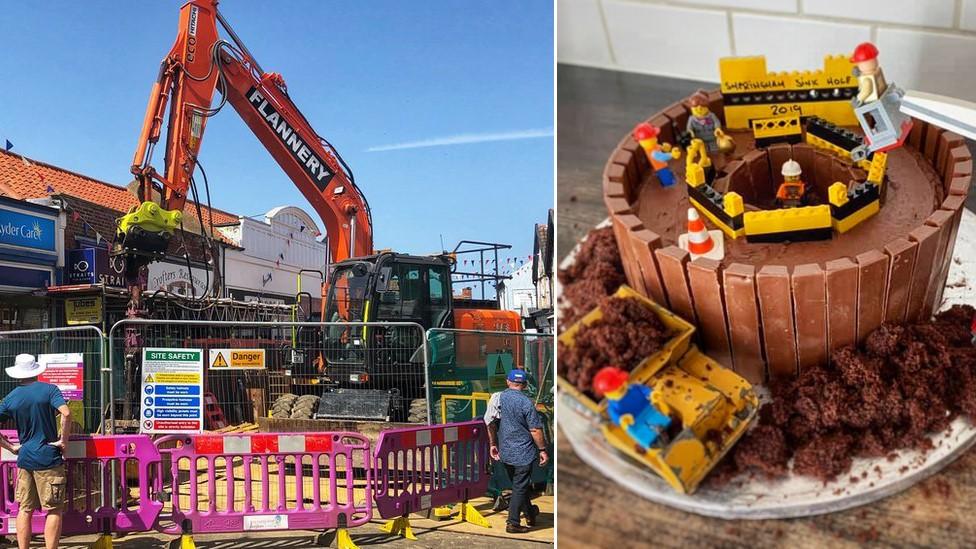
left=271, top=394, right=298, bottom=419
left=407, top=398, right=427, bottom=424
left=290, top=396, right=320, bottom=419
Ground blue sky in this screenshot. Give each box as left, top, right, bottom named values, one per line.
left=0, top=1, right=553, bottom=280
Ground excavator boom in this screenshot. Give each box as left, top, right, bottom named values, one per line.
left=122, top=0, right=372, bottom=267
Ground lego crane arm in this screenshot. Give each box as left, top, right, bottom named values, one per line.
left=127, top=0, right=373, bottom=264
left=899, top=91, right=976, bottom=141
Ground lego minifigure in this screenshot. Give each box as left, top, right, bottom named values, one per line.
left=686, top=91, right=732, bottom=153
left=593, top=366, right=672, bottom=451
left=776, top=159, right=806, bottom=208
left=851, top=42, right=887, bottom=106
left=633, top=123, right=681, bottom=187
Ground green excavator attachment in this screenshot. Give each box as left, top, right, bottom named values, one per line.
left=113, top=201, right=183, bottom=261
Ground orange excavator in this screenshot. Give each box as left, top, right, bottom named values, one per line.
left=118, top=0, right=521, bottom=421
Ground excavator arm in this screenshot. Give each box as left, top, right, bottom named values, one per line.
left=122, top=0, right=372, bottom=267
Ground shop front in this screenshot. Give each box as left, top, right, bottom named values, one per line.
left=0, top=196, right=63, bottom=330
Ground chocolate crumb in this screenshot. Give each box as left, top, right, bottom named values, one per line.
left=707, top=305, right=976, bottom=485
left=557, top=295, right=672, bottom=398
left=569, top=195, right=578, bottom=202
left=558, top=227, right=626, bottom=327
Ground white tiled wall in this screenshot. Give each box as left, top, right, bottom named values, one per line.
left=558, top=0, right=976, bottom=100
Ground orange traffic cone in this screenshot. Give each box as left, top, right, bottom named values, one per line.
left=678, top=208, right=725, bottom=260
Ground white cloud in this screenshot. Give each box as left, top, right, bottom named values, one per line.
left=366, top=127, right=553, bottom=152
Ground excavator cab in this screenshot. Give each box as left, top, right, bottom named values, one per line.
left=310, top=253, right=454, bottom=420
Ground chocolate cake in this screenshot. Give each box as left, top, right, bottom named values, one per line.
left=602, top=89, right=972, bottom=384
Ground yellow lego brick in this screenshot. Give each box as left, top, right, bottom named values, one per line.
left=805, top=132, right=854, bottom=161
left=688, top=197, right=745, bottom=240
left=720, top=54, right=858, bottom=128
left=828, top=182, right=849, bottom=207
left=750, top=115, right=802, bottom=140
left=832, top=199, right=880, bottom=233
left=686, top=165, right=707, bottom=186
left=867, top=152, right=887, bottom=184
left=723, top=192, right=744, bottom=217
left=743, top=205, right=832, bottom=236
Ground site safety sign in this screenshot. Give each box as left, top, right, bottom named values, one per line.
left=140, top=348, right=204, bottom=434
left=209, top=349, right=266, bottom=369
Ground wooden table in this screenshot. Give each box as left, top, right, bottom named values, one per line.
left=557, top=64, right=976, bottom=547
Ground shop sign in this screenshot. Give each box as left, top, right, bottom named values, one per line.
left=65, top=296, right=102, bottom=325
left=67, top=248, right=125, bottom=287
left=147, top=260, right=211, bottom=297
left=0, top=207, right=56, bottom=252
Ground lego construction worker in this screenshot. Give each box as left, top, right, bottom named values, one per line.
left=851, top=42, right=887, bottom=106
left=633, top=123, right=681, bottom=187
left=686, top=91, right=732, bottom=153
left=776, top=159, right=806, bottom=208
left=593, top=366, right=671, bottom=451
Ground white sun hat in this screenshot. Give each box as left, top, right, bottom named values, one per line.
left=6, top=354, right=46, bottom=379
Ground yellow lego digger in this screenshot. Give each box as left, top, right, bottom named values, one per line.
left=558, top=286, right=759, bottom=494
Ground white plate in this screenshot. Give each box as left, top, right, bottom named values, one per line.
left=558, top=209, right=976, bottom=519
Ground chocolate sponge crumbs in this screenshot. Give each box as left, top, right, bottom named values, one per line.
left=558, top=295, right=672, bottom=399
left=710, top=304, right=976, bottom=485
left=558, top=227, right=626, bottom=328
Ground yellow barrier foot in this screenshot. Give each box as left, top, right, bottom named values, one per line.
left=433, top=505, right=454, bottom=521
left=180, top=534, right=196, bottom=549
left=89, top=533, right=113, bottom=549
left=456, top=502, right=491, bottom=528
left=380, top=516, right=418, bottom=540
left=336, top=528, right=359, bottom=549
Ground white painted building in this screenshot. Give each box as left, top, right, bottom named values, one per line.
left=498, top=260, right=536, bottom=314
left=217, top=206, right=328, bottom=310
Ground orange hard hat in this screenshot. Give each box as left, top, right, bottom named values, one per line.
left=633, top=123, right=660, bottom=141
left=592, top=366, right=629, bottom=396
left=850, top=42, right=879, bottom=63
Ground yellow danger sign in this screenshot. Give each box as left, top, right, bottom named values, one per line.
left=209, top=349, right=266, bottom=369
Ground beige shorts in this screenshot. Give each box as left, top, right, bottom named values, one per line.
left=16, top=465, right=67, bottom=512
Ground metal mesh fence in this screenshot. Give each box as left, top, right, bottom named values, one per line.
left=107, top=320, right=429, bottom=433
left=426, top=329, right=554, bottom=424
left=0, top=326, right=105, bottom=434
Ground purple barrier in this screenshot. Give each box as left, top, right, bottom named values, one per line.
left=373, top=420, right=489, bottom=519
left=0, top=432, right=162, bottom=536
left=154, top=432, right=372, bottom=535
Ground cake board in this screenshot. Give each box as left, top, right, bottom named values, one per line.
left=558, top=209, right=976, bottom=519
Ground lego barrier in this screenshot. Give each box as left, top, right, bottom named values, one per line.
left=0, top=432, right=162, bottom=537
left=373, top=420, right=489, bottom=520
left=153, top=431, right=372, bottom=536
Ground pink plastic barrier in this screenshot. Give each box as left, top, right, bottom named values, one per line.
left=373, top=420, right=489, bottom=518
left=154, top=432, right=372, bottom=535
left=0, top=432, right=162, bottom=536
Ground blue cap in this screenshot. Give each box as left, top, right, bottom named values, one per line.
left=507, top=369, right=527, bottom=383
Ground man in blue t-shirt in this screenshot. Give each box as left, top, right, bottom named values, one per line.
left=0, top=354, right=71, bottom=549
left=487, top=369, right=548, bottom=533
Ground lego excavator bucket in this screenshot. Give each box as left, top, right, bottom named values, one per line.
left=601, top=345, right=759, bottom=494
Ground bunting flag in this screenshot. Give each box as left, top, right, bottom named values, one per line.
left=45, top=185, right=54, bottom=194
left=72, top=211, right=80, bottom=221
left=4, top=140, right=12, bottom=152
left=300, top=226, right=306, bottom=232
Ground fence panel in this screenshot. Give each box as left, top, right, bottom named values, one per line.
left=426, top=328, right=554, bottom=494
left=426, top=328, right=553, bottom=422
left=373, top=420, right=489, bottom=519
left=107, top=320, right=429, bottom=432
left=0, top=326, right=105, bottom=434
left=0, top=432, right=162, bottom=536
left=153, top=431, right=372, bottom=535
